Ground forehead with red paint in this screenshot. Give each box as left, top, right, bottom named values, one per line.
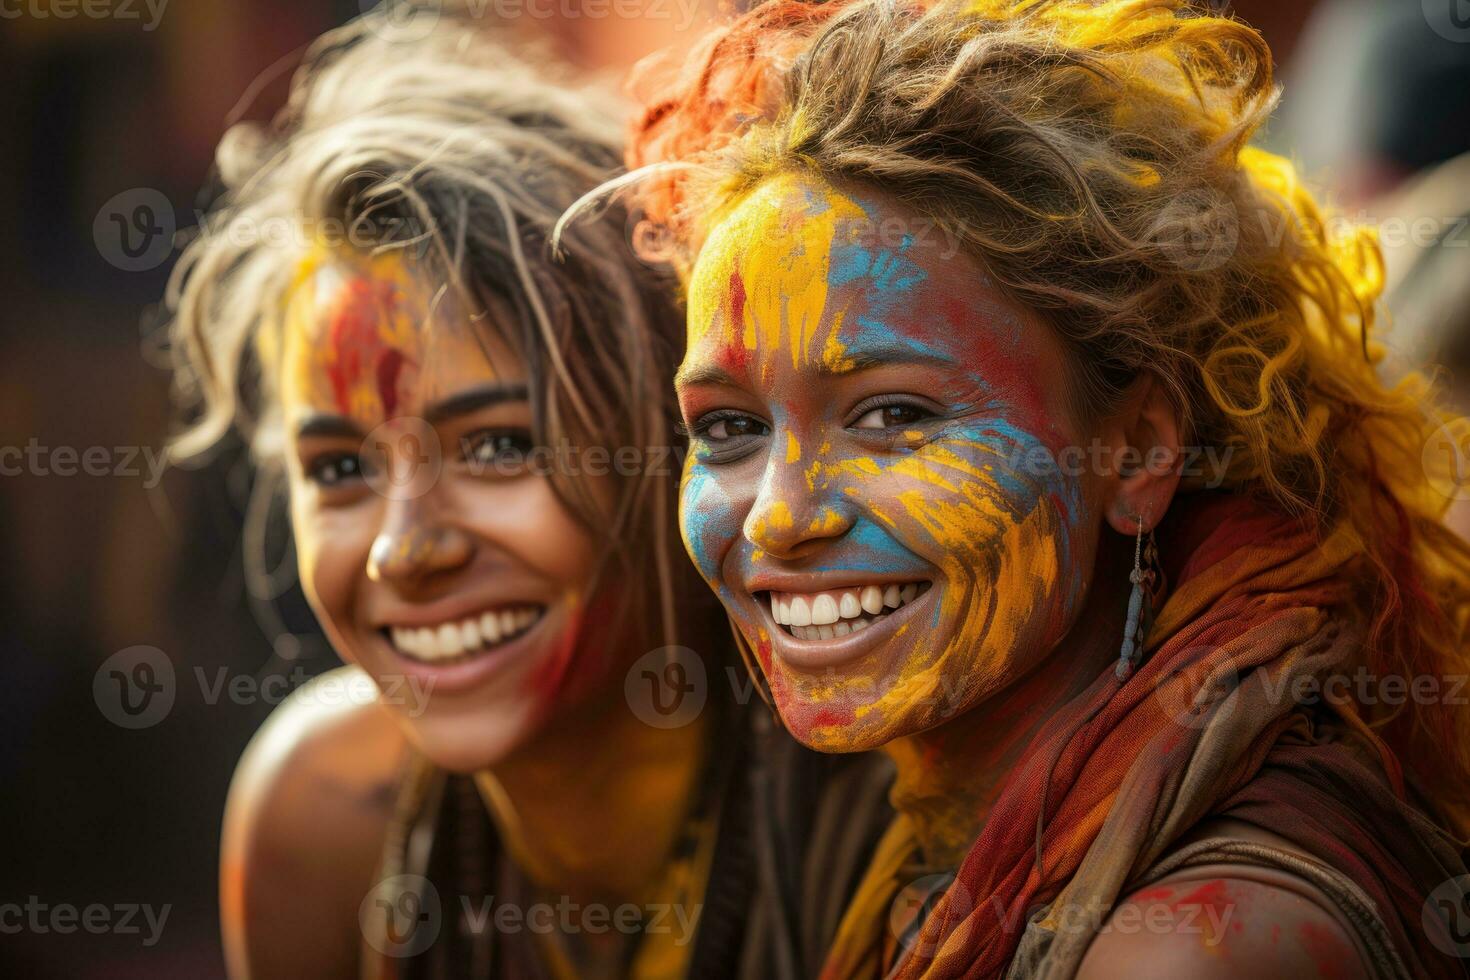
left=684, top=172, right=1075, bottom=421
left=280, top=251, right=516, bottom=428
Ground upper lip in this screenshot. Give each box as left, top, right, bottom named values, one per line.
left=371, top=597, right=545, bottom=629
left=744, top=571, right=933, bottom=594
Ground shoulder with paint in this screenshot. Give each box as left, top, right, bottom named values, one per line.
left=220, top=664, right=409, bottom=980
left=1074, top=819, right=1371, bottom=980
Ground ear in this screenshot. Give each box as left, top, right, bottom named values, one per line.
left=1097, top=372, right=1183, bottom=536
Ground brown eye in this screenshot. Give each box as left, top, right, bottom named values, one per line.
left=707, top=415, right=769, bottom=440
left=854, top=403, right=931, bottom=429
left=306, top=452, right=367, bottom=486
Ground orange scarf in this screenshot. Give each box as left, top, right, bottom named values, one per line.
left=821, top=493, right=1468, bottom=979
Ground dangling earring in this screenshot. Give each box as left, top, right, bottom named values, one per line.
left=1115, top=516, right=1158, bottom=681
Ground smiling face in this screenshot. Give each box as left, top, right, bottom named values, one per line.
left=279, top=249, right=609, bottom=771
left=677, top=173, right=1107, bottom=751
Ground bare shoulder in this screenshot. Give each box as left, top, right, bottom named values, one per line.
left=1077, top=818, right=1371, bottom=980
left=221, top=665, right=410, bottom=980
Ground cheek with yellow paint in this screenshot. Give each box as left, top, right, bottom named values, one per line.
left=677, top=171, right=1099, bottom=752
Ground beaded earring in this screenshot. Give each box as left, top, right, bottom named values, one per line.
left=1115, top=516, right=1159, bottom=681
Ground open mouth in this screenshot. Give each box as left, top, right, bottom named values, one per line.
left=764, top=582, right=932, bottom=641
left=383, top=604, right=546, bottom=665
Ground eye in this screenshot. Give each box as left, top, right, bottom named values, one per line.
left=688, top=410, right=770, bottom=462
left=305, top=451, right=368, bottom=487
left=704, top=415, right=770, bottom=441
left=461, top=428, right=534, bottom=472
left=852, top=402, right=935, bottom=430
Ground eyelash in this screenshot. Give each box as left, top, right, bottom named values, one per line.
left=685, top=396, right=944, bottom=464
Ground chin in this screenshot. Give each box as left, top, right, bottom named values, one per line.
left=397, top=702, right=539, bottom=773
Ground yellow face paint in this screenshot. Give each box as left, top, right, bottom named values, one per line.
left=677, top=171, right=1103, bottom=752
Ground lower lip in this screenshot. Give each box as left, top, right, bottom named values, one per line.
left=762, top=586, right=935, bottom=671
left=371, top=613, right=547, bottom=696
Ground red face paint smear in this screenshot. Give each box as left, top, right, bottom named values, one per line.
left=325, top=276, right=411, bottom=417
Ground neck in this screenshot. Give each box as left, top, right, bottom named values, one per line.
left=883, top=537, right=1130, bottom=869
left=477, top=666, right=709, bottom=906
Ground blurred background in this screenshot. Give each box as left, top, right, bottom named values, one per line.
left=1, top=0, right=1467, bottom=975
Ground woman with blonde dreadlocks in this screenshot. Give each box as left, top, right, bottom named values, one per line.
left=600, top=0, right=1470, bottom=975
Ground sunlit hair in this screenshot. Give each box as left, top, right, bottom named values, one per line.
left=164, top=10, right=693, bottom=648
left=599, top=0, right=1470, bottom=827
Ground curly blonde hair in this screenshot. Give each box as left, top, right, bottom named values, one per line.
left=611, top=0, right=1470, bottom=827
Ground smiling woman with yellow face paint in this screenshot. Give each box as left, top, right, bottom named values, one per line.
left=163, top=10, right=891, bottom=979
left=596, top=0, right=1470, bottom=976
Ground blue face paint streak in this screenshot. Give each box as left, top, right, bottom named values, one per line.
left=801, top=518, right=927, bottom=577
left=679, top=462, right=731, bottom=586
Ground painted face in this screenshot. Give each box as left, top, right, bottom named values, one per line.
left=677, top=174, right=1104, bottom=751
left=279, top=249, right=605, bottom=771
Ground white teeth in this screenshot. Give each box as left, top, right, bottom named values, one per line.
left=388, top=606, right=543, bottom=662
left=811, top=594, right=839, bottom=626
left=768, top=582, right=931, bottom=640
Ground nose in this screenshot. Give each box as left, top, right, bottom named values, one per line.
left=367, top=499, right=474, bottom=590
left=743, top=439, right=855, bottom=560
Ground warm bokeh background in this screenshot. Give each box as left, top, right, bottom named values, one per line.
left=1, top=0, right=1466, bottom=975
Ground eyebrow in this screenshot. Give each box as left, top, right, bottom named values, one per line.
left=675, top=345, right=956, bottom=389
left=422, top=382, right=530, bottom=425
left=292, top=382, right=530, bottom=439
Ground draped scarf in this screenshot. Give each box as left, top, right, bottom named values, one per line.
left=820, top=493, right=1469, bottom=979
